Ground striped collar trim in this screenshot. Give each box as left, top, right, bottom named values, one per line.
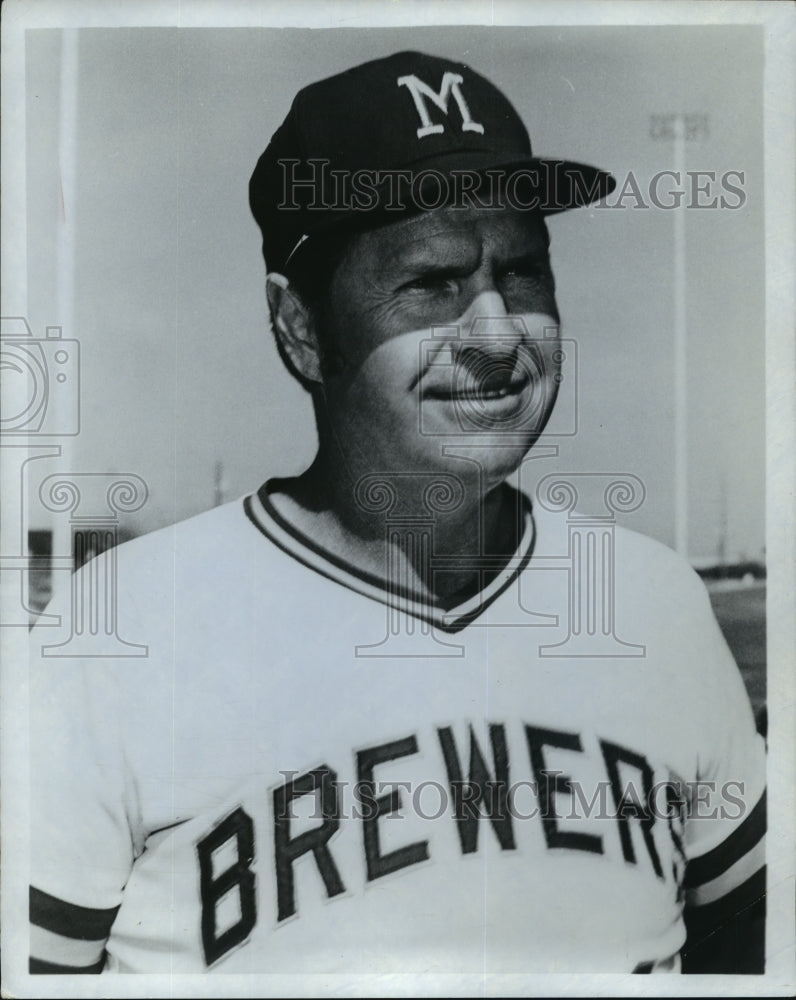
left=244, top=481, right=536, bottom=634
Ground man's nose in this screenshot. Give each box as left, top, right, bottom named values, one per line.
left=458, top=290, right=528, bottom=349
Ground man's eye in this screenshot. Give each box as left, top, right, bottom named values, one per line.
left=403, top=274, right=458, bottom=293
left=502, top=263, right=550, bottom=281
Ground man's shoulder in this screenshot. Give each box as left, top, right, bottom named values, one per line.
left=530, top=499, right=709, bottom=610
left=64, top=492, right=280, bottom=620
left=114, top=495, right=251, bottom=564
left=107, top=492, right=283, bottom=585
left=525, top=499, right=740, bottom=705
left=613, top=521, right=707, bottom=596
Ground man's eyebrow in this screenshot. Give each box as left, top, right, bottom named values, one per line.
left=386, top=236, right=481, bottom=272
left=500, top=247, right=553, bottom=269
left=389, top=243, right=551, bottom=275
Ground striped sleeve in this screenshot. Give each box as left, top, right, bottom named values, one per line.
left=679, top=573, right=767, bottom=973
left=684, top=789, right=766, bottom=908
left=30, top=887, right=119, bottom=974
left=681, top=790, right=766, bottom=973
left=27, top=565, right=142, bottom=973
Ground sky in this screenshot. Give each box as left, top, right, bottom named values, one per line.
left=20, top=22, right=765, bottom=562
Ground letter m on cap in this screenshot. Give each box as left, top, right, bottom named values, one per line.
left=397, top=72, right=485, bottom=139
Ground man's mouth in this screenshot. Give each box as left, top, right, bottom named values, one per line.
left=422, top=366, right=531, bottom=402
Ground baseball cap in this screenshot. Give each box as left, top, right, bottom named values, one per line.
left=249, top=50, right=616, bottom=273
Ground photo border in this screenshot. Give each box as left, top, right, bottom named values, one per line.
left=2, top=1, right=793, bottom=997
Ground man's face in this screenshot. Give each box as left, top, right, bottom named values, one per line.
left=311, top=204, right=561, bottom=491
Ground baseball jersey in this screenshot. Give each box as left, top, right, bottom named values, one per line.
left=28, top=482, right=766, bottom=975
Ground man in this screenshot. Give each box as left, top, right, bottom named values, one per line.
left=29, top=51, right=765, bottom=976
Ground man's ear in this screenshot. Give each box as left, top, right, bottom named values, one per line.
left=266, top=273, right=324, bottom=384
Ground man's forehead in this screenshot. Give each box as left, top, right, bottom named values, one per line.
left=359, top=205, right=551, bottom=265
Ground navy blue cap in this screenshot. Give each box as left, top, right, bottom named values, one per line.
left=250, top=51, right=615, bottom=272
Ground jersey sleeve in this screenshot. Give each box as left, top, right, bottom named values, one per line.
left=28, top=554, right=144, bottom=974
left=677, top=571, right=766, bottom=972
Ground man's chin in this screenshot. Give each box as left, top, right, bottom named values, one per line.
left=419, top=435, right=539, bottom=490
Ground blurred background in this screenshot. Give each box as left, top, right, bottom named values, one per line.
left=8, top=24, right=765, bottom=722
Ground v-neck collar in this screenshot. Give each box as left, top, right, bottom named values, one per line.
left=243, top=480, right=537, bottom=634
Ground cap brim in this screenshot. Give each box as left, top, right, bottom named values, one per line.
left=271, top=152, right=616, bottom=270
left=402, top=151, right=616, bottom=215
left=530, top=158, right=616, bottom=214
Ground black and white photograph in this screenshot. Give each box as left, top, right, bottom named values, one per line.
left=1, top=1, right=793, bottom=996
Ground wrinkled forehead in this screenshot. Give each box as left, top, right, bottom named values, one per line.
left=346, top=204, right=553, bottom=269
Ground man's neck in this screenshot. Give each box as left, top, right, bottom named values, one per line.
left=266, top=457, right=523, bottom=609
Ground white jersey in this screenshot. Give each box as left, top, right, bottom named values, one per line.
left=28, top=484, right=765, bottom=975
